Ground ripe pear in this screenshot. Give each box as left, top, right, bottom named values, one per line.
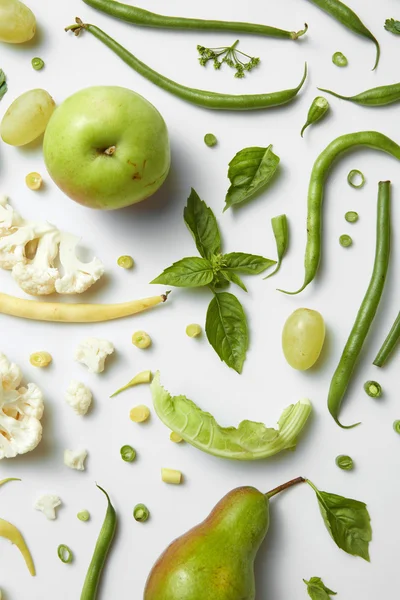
left=144, top=486, right=269, bottom=600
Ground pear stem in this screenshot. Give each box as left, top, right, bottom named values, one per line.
left=265, top=476, right=305, bottom=499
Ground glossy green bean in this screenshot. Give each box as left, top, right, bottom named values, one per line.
left=373, top=311, right=400, bottom=367
left=319, top=81, right=400, bottom=106
left=80, top=485, right=116, bottom=600
left=280, top=132, right=400, bottom=295
left=66, top=20, right=308, bottom=111
left=301, top=96, right=329, bottom=137
left=328, top=181, right=391, bottom=428
left=82, top=0, right=308, bottom=39
left=306, top=0, right=380, bottom=69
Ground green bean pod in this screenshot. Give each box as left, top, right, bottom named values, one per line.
left=328, top=181, right=391, bottom=428
left=82, top=0, right=308, bottom=39
left=80, top=485, right=117, bottom=600
left=66, top=21, right=308, bottom=111
left=306, top=0, right=380, bottom=69
left=280, top=132, right=400, bottom=295
left=373, top=311, right=400, bottom=367
left=318, top=81, right=400, bottom=106
left=301, top=96, right=329, bottom=136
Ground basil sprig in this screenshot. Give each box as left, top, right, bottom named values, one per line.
left=307, top=480, right=372, bottom=561
left=152, top=188, right=275, bottom=372
left=303, top=577, right=337, bottom=600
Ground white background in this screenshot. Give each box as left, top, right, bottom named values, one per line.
left=1, top=0, right=400, bottom=598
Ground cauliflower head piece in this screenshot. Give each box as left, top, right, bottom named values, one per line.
left=0, top=353, right=44, bottom=459
left=65, top=380, right=92, bottom=415
left=74, top=338, right=114, bottom=374
left=64, top=448, right=88, bottom=471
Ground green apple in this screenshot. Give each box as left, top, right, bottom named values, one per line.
left=43, top=86, right=170, bottom=210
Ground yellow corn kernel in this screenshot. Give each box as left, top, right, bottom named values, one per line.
left=170, top=432, right=183, bottom=443
left=186, top=324, right=202, bottom=338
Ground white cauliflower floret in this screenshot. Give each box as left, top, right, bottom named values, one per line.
left=0, top=220, right=56, bottom=270
left=65, top=380, right=93, bottom=416
left=12, top=230, right=61, bottom=295
left=34, top=494, right=62, bottom=520
left=64, top=448, right=88, bottom=471
left=0, top=354, right=44, bottom=459
left=0, top=196, right=23, bottom=234
left=0, top=353, right=22, bottom=391
left=55, top=233, right=104, bottom=294
left=74, top=338, right=114, bottom=374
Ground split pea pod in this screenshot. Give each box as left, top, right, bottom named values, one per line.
left=280, top=132, right=400, bottom=295
left=80, top=485, right=116, bottom=600
left=305, top=0, right=380, bottom=69
left=66, top=20, right=308, bottom=111
left=328, top=181, right=391, bottom=428
left=319, top=81, right=400, bottom=106
left=82, top=0, right=308, bottom=40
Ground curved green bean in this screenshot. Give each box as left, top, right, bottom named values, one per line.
left=80, top=485, right=116, bottom=600
left=280, top=132, right=400, bottom=295
left=319, top=81, right=400, bottom=106
left=82, top=0, right=308, bottom=40
left=306, top=0, right=380, bottom=69
left=66, top=20, right=308, bottom=111
left=373, top=311, right=400, bottom=367
left=328, top=181, right=391, bottom=428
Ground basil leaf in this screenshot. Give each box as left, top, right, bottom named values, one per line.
left=183, top=188, right=221, bottom=259
left=224, top=145, right=280, bottom=211
left=303, top=577, right=337, bottom=600
left=151, top=257, right=214, bottom=287
left=307, top=480, right=372, bottom=561
left=206, top=292, right=248, bottom=373
left=264, top=214, right=289, bottom=280
left=220, top=270, right=248, bottom=292
left=0, top=70, right=7, bottom=102
left=223, top=252, right=276, bottom=275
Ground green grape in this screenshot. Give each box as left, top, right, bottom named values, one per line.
left=0, top=0, right=36, bottom=44
left=282, top=308, right=326, bottom=370
left=1, top=89, right=55, bottom=146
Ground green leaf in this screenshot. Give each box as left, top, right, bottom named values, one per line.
left=303, top=577, right=337, bottom=600
left=307, top=480, right=372, bottom=561
left=151, top=257, right=214, bottom=287
left=221, top=270, right=248, bottom=292
left=384, top=18, right=400, bottom=34
left=223, top=252, right=276, bottom=275
left=0, top=70, right=7, bottom=101
left=151, top=372, right=312, bottom=460
left=224, top=145, right=280, bottom=211
left=264, top=214, right=289, bottom=279
left=206, top=292, right=248, bottom=373
left=183, top=188, right=221, bottom=259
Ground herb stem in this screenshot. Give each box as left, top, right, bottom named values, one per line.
left=266, top=476, right=305, bottom=499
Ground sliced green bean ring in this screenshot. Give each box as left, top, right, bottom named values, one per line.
left=332, top=51, right=348, bottom=67
left=82, top=0, right=309, bottom=40
left=339, top=234, right=353, bottom=247
left=393, top=420, right=400, bottom=434
left=58, top=544, right=73, bottom=564
left=66, top=20, right=308, bottom=111
left=280, top=132, right=400, bottom=295
left=345, top=211, right=358, bottom=223
left=335, top=455, right=354, bottom=470
left=348, top=169, right=365, bottom=188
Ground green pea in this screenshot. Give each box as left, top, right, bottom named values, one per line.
left=77, top=510, right=90, bottom=522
